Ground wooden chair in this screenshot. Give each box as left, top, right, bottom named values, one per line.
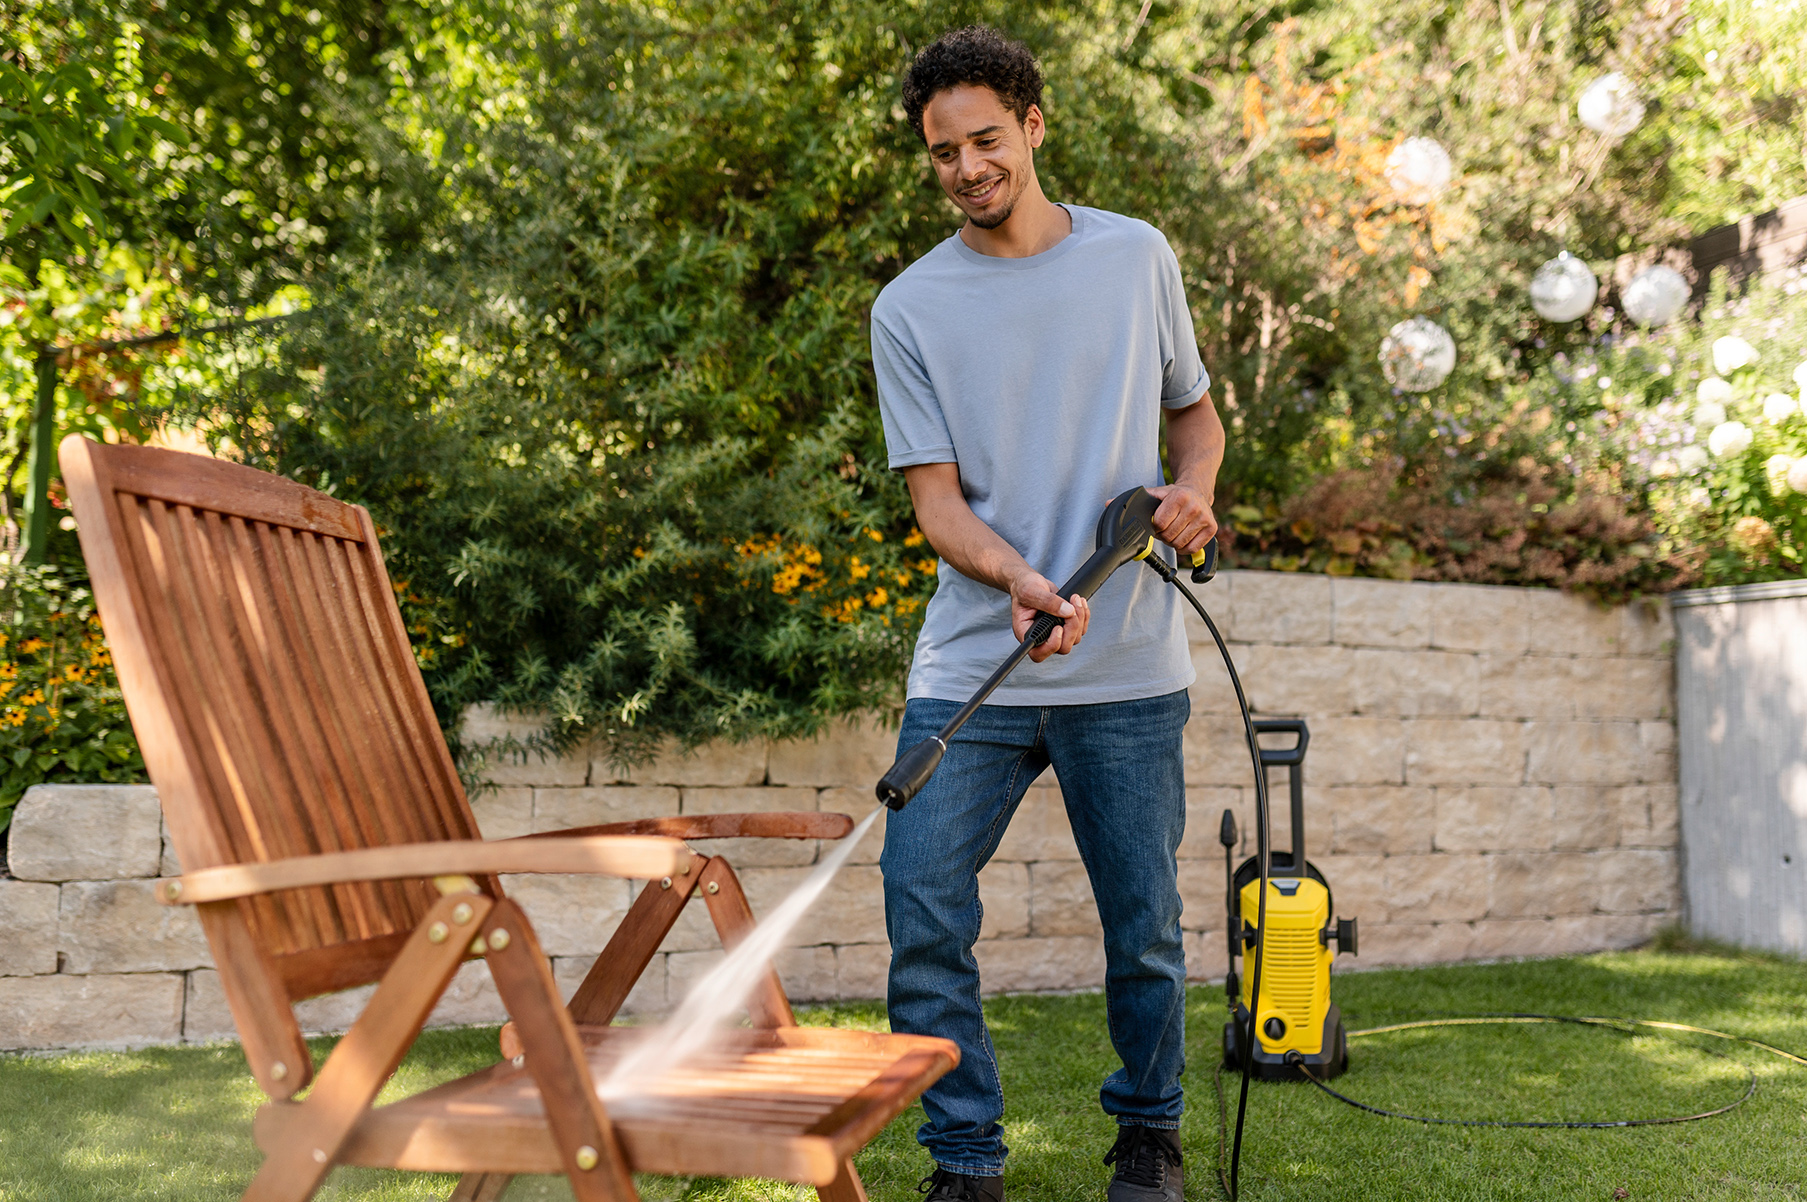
left=60, top=437, right=954, bottom=1202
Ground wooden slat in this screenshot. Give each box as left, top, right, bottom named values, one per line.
left=165, top=836, right=691, bottom=904
left=107, top=443, right=364, bottom=540
left=531, top=812, right=855, bottom=842
left=275, top=933, right=415, bottom=1001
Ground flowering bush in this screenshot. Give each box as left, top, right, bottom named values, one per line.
left=0, top=564, right=145, bottom=834
left=1580, top=268, right=1807, bottom=585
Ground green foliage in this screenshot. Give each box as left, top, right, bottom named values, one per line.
left=0, top=561, right=145, bottom=832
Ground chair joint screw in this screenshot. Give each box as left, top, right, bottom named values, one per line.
left=574, top=1145, right=600, bottom=1171
left=451, top=902, right=474, bottom=925
left=488, top=928, right=511, bottom=950
left=269, top=1061, right=287, bottom=1081
left=164, top=880, right=182, bottom=901
left=427, top=922, right=449, bottom=944
left=659, top=877, right=672, bottom=890
left=706, top=881, right=720, bottom=895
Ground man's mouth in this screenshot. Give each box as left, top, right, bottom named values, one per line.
left=959, top=175, right=1004, bottom=206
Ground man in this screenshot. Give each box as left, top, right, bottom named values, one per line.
left=870, top=25, right=1225, bottom=1202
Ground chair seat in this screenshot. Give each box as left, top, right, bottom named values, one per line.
left=253, top=1026, right=957, bottom=1186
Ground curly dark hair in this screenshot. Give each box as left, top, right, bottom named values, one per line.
left=900, top=26, right=1043, bottom=143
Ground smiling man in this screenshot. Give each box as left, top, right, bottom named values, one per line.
left=869, top=25, right=1226, bottom=1202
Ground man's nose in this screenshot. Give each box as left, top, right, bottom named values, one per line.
left=959, top=146, right=989, bottom=180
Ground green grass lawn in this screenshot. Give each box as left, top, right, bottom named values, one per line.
left=2, top=939, right=1804, bottom=1201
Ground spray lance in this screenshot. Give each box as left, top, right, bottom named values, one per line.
left=873, top=484, right=1277, bottom=1199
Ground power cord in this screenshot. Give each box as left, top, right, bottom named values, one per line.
left=1142, top=554, right=1268, bottom=1200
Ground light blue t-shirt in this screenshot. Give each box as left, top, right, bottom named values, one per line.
left=871, top=204, right=1209, bottom=705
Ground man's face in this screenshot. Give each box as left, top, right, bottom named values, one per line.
left=921, top=85, right=1044, bottom=231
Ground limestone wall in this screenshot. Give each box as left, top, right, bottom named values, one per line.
left=0, top=571, right=1680, bottom=1050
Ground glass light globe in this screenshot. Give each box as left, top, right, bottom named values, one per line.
left=1530, top=252, right=1598, bottom=322
left=1379, top=317, right=1457, bottom=392
left=1577, top=72, right=1645, bottom=136
left=1384, top=137, right=1453, bottom=205
left=1621, top=265, right=1689, bottom=327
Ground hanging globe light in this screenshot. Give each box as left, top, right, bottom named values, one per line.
left=1577, top=72, right=1645, bottom=136
left=1384, top=137, right=1453, bottom=205
left=1379, top=317, right=1457, bottom=392
left=1620, top=264, right=1689, bottom=327
left=1530, top=252, right=1598, bottom=322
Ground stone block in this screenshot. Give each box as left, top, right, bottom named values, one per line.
left=1180, top=576, right=1233, bottom=646
left=1315, top=855, right=1387, bottom=922
left=1618, top=599, right=1675, bottom=658
left=817, top=788, right=887, bottom=865
left=1523, top=722, right=1643, bottom=786
left=1573, top=657, right=1673, bottom=721
left=1183, top=714, right=1257, bottom=783
left=1550, top=787, right=1621, bottom=851
left=664, top=949, right=727, bottom=1011
left=679, top=787, right=823, bottom=867
left=468, top=787, right=534, bottom=840
left=1523, top=590, right=1624, bottom=657
left=1179, top=787, right=1245, bottom=860
left=160, top=820, right=180, bottom=877
left=1594, top=849, right=1678, bottom=913
left=1618, top=783, right=1680, bottom=849
left=767, top=718, right=898, bottom=788
left=1331, top=577, right=1432, bottom=649
left=1433, top=787, right=1554, bottom=853
left=742, top=865, right=888, bottom=947
left=654, top=890, right=725, bottom=954
left=1028, top=861, right=1101, bottom=938
left=0, top=972, right=185, bottom=1049
left=1328, top=786, right=1434, bottom=855
left=1468, top=916, right=1612, bottom=961
left=0, top=881, right=58, bottom=976
left=1352, top=649, right=1480, bottom=718
left=58, top=880, right=213, bottom=974
left=532, top=786, right=680, bottom=832
left=1359, top=921, right=1476, bottom=968
left=597, top=737, right=770, bottom=788
left=1177, top=860, right=1225, bottom=934
left=774, top=946, right=840, bottom=1003
left=462, top=704, right=589, bottom=787
left=294, top=983, right=378, bottom=1034
left=556, top=952, right=668, bottom=1016
left=1309, top=717, right=1408, bottom=786
left=425, top=960, right=508, bottom=1027
left=975, top=935, right=1106, bottom=994
left=1404, top=719, right=1526, bottom=786
left=1429, top=584, right=1529, bottom=655
left=1220, top=571, right=1332, bottom=646
left=8, top=784, right=162, bottom=882
left=1187, top=651, right=1245, bottom=716
left=501, top=874, right=634, bottom=957
left=978, top=861, right=1029, bottom=941
left=182, top=969, right=237, bottom=1042
left=1638, top=721, right=1677, bottom=785
left=1487, top=852, right=1597, bottom=918
left=835, top=943, right=892, bottom=1002
left=1477, top=656, right=1577, bottom=721
left=1235, top=643, right=1358, bottom=714
left=1383, top=855, right=1490, bottom=922
left=1183, top=931, right=1219, bottom=982
left=993, top=788, right=1079, bottom=862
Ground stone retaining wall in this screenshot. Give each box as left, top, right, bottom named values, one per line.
left=0, top=571, right=1680, bottom=1050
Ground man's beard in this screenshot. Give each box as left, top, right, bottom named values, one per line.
left=963, top=174, right=1021, bottom=230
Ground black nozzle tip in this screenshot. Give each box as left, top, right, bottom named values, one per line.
left=876, top=737, right=947, bottom=811
left=1219, top=807, right=1238, bottom=849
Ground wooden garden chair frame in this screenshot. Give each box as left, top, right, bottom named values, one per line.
left=60, top=437, right=955, bottom=1202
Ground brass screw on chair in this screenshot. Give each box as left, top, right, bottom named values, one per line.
left=574, top=1146, right=600, bottom=1171
left=269, top=1061, right=288, bottom=1081
left=488, top=928, right=512, bottom=950
left=427, top=922, right=449, bottom=944
left=164, top=880, right=183, bottom=901
left=659, top=877, right=673, bottom=890
left=451, top=902, right=475, bottom=925
left=706, top=881, right=720, bottom=895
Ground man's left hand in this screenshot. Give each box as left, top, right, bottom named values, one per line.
left=1146, top=482, right=1218, bottom=555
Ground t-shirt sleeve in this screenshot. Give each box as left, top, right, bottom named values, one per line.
left=1156, top=238, right=1211, bottom=410
left=871, top=304, right=957, bottom=469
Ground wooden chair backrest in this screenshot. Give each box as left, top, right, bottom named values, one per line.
left=61, top=438, right=483, bottom=1088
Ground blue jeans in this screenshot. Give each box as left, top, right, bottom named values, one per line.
left=881, top=690, right=1190, bottom=1175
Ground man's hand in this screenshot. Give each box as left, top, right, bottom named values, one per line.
left=1147, top=481, right=1219, bottom=555
left=1010, top=569, right=1090, bottom=663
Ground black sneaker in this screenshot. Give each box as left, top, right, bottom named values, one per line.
left=1104, top=1124, right=1182, bottom=1202
left=918, top=1167, right=1005, bottom=1202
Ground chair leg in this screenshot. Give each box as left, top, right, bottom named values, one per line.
left=445, top=1173, right=513, bottom=1202
left=484, top=898, right=639, bottom=1202
left=698, top=856, right=795, bottom=1028
left=818, top=1159, right=869, bottom=1202
left=567, top=858, right=705, bottom=1025
left=241, top=891, right=491, bottom=1202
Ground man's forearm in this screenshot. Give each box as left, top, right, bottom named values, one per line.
left=1164, top=395, right=1225, bottom=498
left=905, top=464, right=1035, bottom=592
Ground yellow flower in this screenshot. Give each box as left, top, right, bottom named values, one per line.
left=849, top=557, right=871, bottom=581
left=915, top=558, right=938, bottom=576
left=893, top=571, right=912, bottom=587
left=19, top=638, right=44, bottom=655
left=904, top=528, right=926, bottom=548
left=0, top=632, right=8, bottom=648
left=865, top=528, right=884, bottom=543
left=865, top=588, right=889, bottom=607
left=88, top=649, right=111, bottom=667
left=62, top=664, right=85, bottom=683
left=0, top=662, right=15, bottom=679
left=18, top=689, right=44, bottom=706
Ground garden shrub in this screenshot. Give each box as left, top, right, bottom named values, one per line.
left=0, top=562, right=145, bottom=834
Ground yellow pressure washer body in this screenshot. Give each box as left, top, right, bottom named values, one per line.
left=1220, top=720, right=1358, bottom=1081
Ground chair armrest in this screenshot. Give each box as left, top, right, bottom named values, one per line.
left=521, top=811, right=856, bottom=842
left=157, top=836, right=691, bottom=905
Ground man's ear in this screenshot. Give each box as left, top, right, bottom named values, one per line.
left=1023, top=103, right=1046, bottom=150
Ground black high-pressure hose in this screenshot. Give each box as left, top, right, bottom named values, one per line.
left=1140, top=551, right=1269, bottom=1202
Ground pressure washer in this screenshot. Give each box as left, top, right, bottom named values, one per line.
left=874, top=484, right=1352, bottom=1198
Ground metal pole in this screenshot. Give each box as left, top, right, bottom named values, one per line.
left=23, top=348, right=58, bottom=565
